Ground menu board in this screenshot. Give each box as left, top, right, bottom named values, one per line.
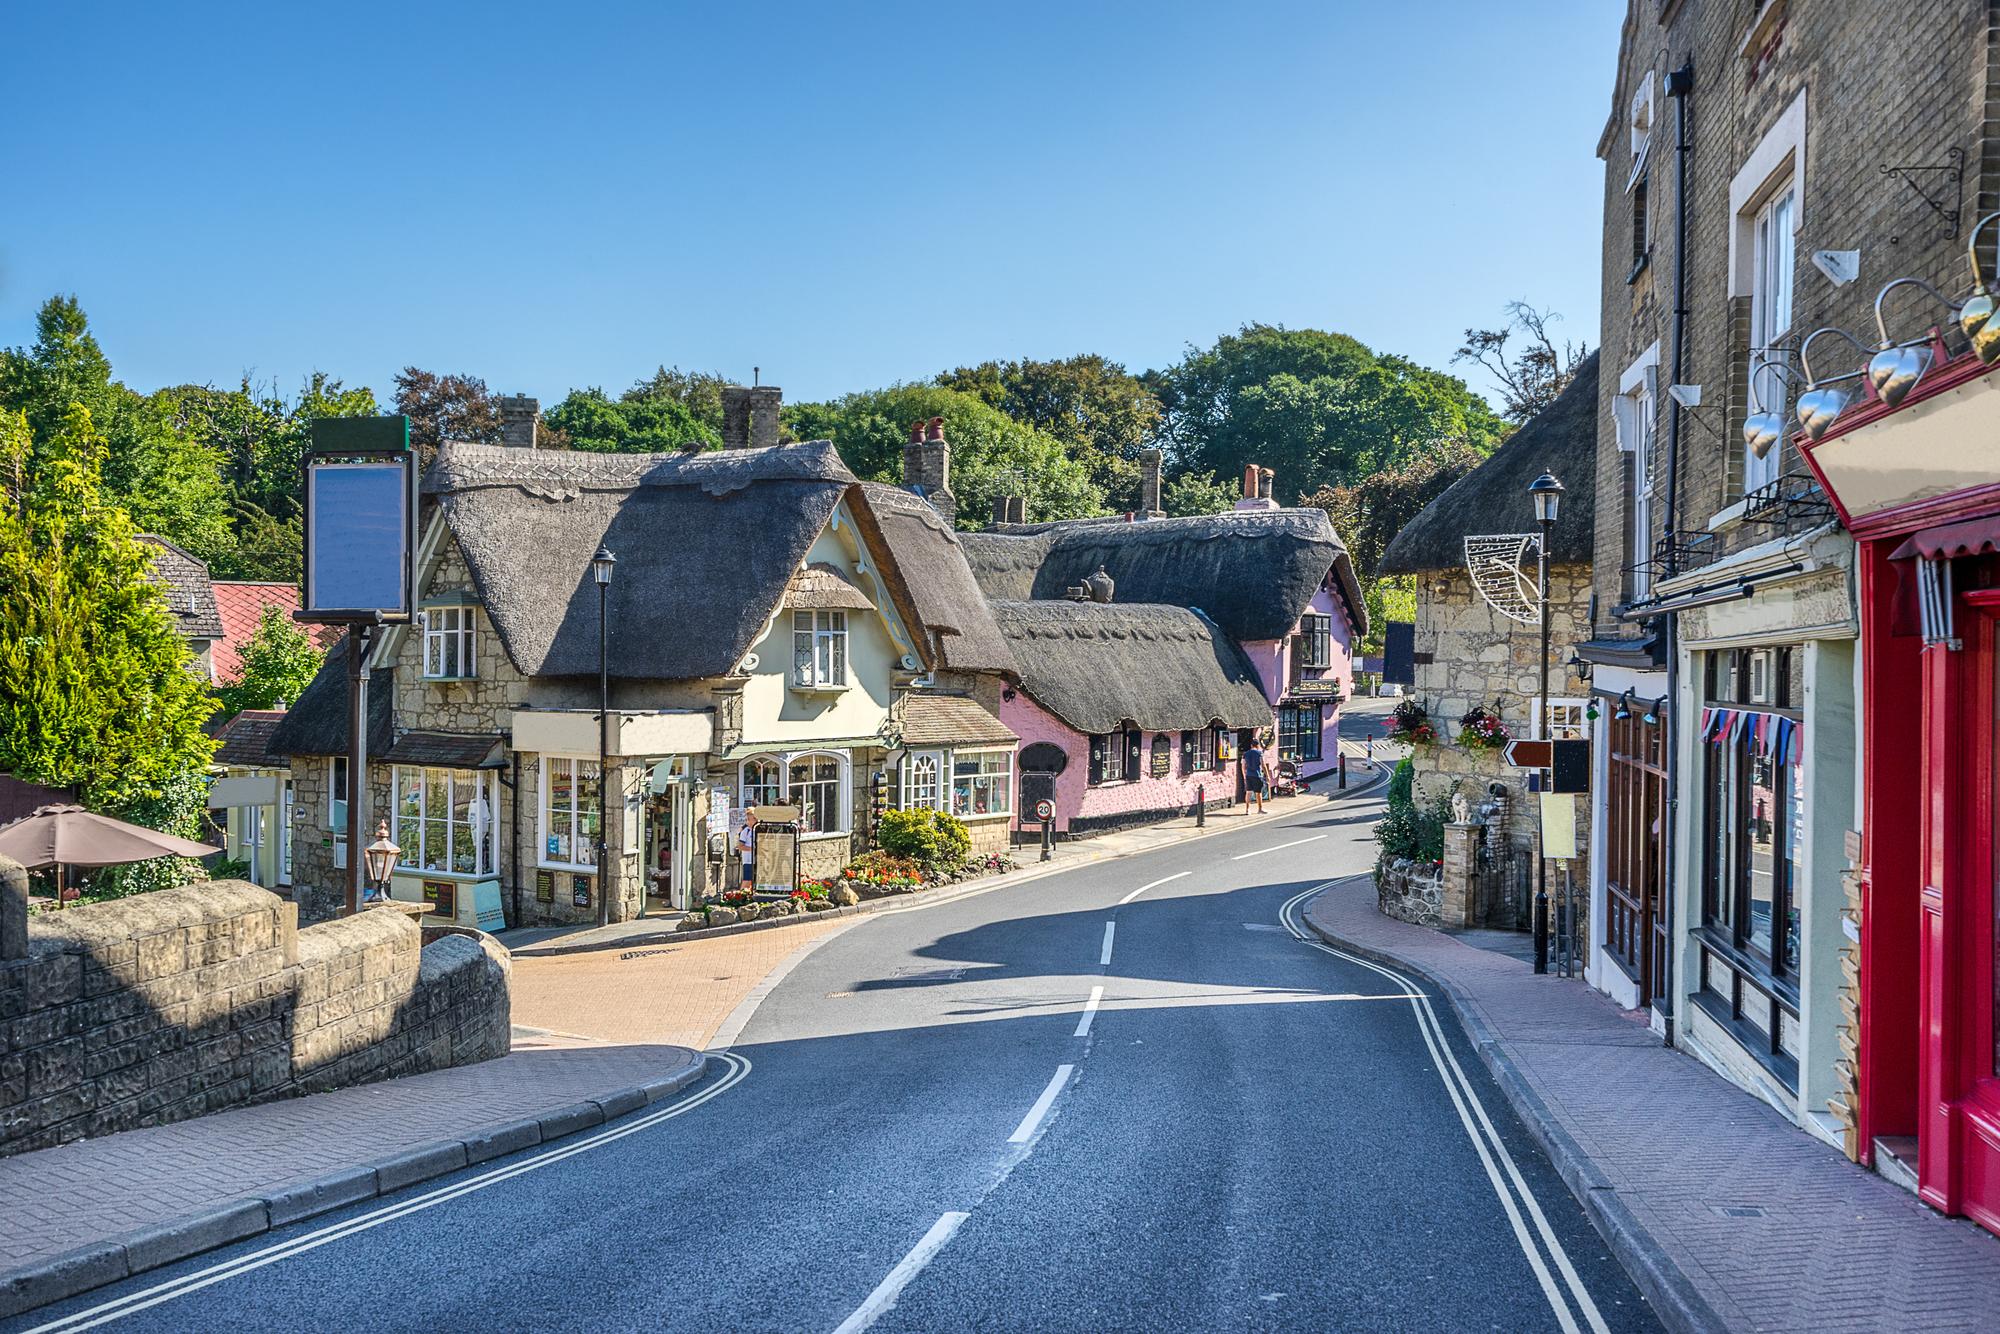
left=535, top=869, right=555, bottom=903
left=571, top=875, right=593, bottom=909
left=422, top=880, right=457, bottom=917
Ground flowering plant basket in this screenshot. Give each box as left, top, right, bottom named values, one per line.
left=1386, top=699, right=1438, bottom=746
left=1456, top=706, right=1512, bottom=752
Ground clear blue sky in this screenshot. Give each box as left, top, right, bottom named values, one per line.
left=1, top=2, right=1621, bottom=411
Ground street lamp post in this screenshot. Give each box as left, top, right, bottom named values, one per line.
left=362, top=821, right=400, bottom=904
left=1527, top=471, right=1564, bottom=976
left=593, top=546, right=616, bottom=928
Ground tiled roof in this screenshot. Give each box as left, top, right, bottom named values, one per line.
left=900, top=693, right=1017, bottom=748
left=137, top=536, right=223, bottom=641
left=210, top=582, right=340, bottom=684
left=210, top=709, right=287, bottom=768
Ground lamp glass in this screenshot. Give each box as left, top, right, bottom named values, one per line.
left=363, top=823, right=399, bottom=887
left=591, top=546, right=617, bottom=586
left=1528, top=472, right=1565, bottom=525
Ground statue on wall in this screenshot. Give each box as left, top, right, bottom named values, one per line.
left=1450, top=791, right=1471, bottom=825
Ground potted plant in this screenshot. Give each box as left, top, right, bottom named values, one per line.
left=1386, top=698, right=1439, bottom=746
left=1456, top=705, right=1512, bottom=753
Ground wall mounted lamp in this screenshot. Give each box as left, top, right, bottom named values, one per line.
left=1869, top=276, right=1962, bottom=408
left=1793, top=326, right=1872, bottom=441
left=1960, top=210, right=2000, bottom=362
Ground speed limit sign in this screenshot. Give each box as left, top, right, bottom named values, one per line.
left=1034, top=798, right=1055, bottom=822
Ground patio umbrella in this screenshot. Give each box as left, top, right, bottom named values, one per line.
left=0, top=804, right=218, bottom=871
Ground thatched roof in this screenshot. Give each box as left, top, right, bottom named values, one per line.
left=267, top=638, right=394, bottom=758
left=137, top=536, right=223, bottom=641
left=786, top=563, right=875, bottom=611
left=960, top=508, right=1365, bottom=643
left=425, top=440, right=857, bottom=680
left=1377, top=352, right=1600, bottom=576
left=850, top=483, right=1017, bottom=675
left=990, top=599, right=1273, bottom=735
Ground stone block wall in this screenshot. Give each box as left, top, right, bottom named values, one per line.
left=0, top=882, right=509, bottom=1156
left=1377, top=858, right=1444, bottom=928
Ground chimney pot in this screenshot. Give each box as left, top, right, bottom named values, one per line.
left=1242, top=464, right=1260, bottom=500
left=1258, top=466, right=1274, bottom=502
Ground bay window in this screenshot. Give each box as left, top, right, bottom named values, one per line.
left=394, top=767, right=496, bottom=877
left=792, top=611, right=848, bottom=689
left=901, top=751, right=944, bottom=811
left=790, top=753, right=844, bottom=834
left=422, top=606, right=476, bottom=679
left=951, top=750, right=1012, bottom=818
left=741, top=757, right=783, bottom=810
left=540, top=756, right=602, bottom=869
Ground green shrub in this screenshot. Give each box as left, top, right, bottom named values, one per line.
left=877, top=807, right=972, bottom=873
left=1374, top=783, right=1456, bottom=865
left=1387, top=756, right=1415, bottom=812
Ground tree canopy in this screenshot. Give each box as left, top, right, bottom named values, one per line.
left=935, top=355, right=1161, bottom=507
left=217, top=605, right=326, bottom=718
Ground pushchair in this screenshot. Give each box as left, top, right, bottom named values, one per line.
left=1272, top=757, right=1310, bottom=797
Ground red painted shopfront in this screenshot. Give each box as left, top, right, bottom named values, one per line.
left=1802, top=345, right=2000, bottom=1236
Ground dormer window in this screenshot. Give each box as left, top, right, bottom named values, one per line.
left=792, top=610, right=848, bottom=690
left=423, top=606, right=476, bottom=679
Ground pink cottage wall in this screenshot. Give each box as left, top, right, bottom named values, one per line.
left=1252, top=583, right=1359, bottom=781
left=997, top=692, right=1243, bottom=837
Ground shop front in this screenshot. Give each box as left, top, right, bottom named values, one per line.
left=1803, top=354, right=2000, bottom=1234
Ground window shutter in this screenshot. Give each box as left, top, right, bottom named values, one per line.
left=1180, top=731, right=1194, bottom=773
left=1088, top=735, right=1105, bottom=787
left=1125, top=731, right=1142, bottom=779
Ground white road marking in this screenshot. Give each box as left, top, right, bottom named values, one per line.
left=1073, top=985, right=1104, bottom=1037
left=1279, top=885, right=1611, bottom=1334
left=1007, top=1064, right=1074, bottom=1144
left=25, top=1052, right=755, bottom=1334
left=1099, top=922, right=1116, bottom=965
left=1118, top=870, right=1190, bottom=905
left=831, top=1211, right=970, bottom=1334
left=1231, top=834, right=1327, bottom=861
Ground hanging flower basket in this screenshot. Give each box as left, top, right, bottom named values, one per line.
left=1457, top=706, right=1512, bottom=753
left=1386, top=699, right=1437, bottom=746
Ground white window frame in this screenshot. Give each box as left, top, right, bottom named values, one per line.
left=901, top=750, right=945, bottom=812
left=1726, top=93, right=1805, bottom=503
left=538, top=755, right=602, bottom=871
left=1615, top=344, right=1662, bottom=600
left=1627, top=73, right=1656, bottom=190
left=1746, top=182, right=1795, bottom=494
left=422, top=606, right=477, bottom=680
left=791, top=610, right=849, bottom=690
left=950, top=748, right=1013, bottom=820
left=787, top=751, right=849, bottom=836
left=1534, top=697, right=1591, bottom=742
left=740, top=755, right=784, bottom=811
left=240, top=804, right=266, bottom=886
left=279, top=777, right=294, bottom=886
left=394, top=766, right=497, bottom=877
left=328, top=755, right=349, bottom=828
left=1189, top=726, right=1216, bottom=773
left=1100, top=732, right=1128, bottom=783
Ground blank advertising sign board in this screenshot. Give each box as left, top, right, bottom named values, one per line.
left=302, top=418, right=414, bottom=623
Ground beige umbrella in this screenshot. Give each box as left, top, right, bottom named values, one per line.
left=0, top=804, right=218, bottom=871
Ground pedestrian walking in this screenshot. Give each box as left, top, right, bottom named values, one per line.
left=736, top=808, right=759, bottom=894
left=1243, top=735, right=1269, bottom=814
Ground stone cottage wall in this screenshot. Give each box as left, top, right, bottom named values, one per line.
left=0, top=881, right=509, bottom=1156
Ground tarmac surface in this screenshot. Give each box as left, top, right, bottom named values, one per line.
left=11, top=779, right=1660, bottom=1333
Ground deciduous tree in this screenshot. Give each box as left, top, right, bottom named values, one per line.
left=1454, top=302, right=1590, bottom=424
left=217, top=605, right=325, bottom=717
left=935, top=355, right=1161, bottom=504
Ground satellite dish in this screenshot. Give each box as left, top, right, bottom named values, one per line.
left=1463, top=535, right=1541, bottom=625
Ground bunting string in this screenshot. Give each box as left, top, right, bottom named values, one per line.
left=1704, top=706, right=1800, bottom=762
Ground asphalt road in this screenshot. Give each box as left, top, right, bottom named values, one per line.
left=15, top=780, right=1660, bottom=1334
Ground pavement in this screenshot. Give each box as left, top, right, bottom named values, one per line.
left=10, top=773, right=1664, bottom=1333
left=1300, top=875, right=2000, bottom=1334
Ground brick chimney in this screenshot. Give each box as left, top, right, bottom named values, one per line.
left=1138, top=448, right=1165, bottom=520
left=721, top=384, right=782, bottom=449
left=903, top=417, right=957, bottom=525
left=497, top=395, right=540, bottom=448
left=722, top=387, right=750, bottom=447
left=1235, top=463, right=1277, bottom=512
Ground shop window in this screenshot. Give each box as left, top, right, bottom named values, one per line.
left=789, top=753, right=845, bottom=834
left=1089, top=729, right=1140, bottom=785
left=792, top=611, right=848, bottom=689
left=951, top=750, right=1012, bottom=818
left=1278, top=702, right=1323, bottom=761
left=1534, top=698, right=1591, bottom=741
left=540, top=756, right=603, bottom=869
left=740, top=757, right=783, bottom=810
left=394, top=766, right=495, bottom=876
left=901, top=751, right=944, bottom=811
left=422, top=606, right=476, bottom=679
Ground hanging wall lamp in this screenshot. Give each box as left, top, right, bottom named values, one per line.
left=1643, top=695, right=1667, bottom=726
left=1868, top=276, right=1961, bottom=408
left=1613, top=688, right=1634, bottom=721
left=1793, top=326, right=1872, bottom=441
left=1743, top=358, right=1801, bottom=460
left=1960, top=210, right=2000, bottom=362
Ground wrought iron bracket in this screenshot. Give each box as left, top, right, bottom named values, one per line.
left=1741, top=471, right=1835, bottom=529
left=1880, top=147, right=1964, bottom=243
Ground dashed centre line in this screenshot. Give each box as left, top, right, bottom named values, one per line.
left=831, top=1211, right=970, bottom=1334
left=1099, top=922, right=1116, bottom=965
left=1008, top=1065, right=1075, bottom=1144
left=1231, top=834, right=1327, bottom=861
left=1073, top=985, right=1104, bottom=1037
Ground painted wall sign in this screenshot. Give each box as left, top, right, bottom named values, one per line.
left=423, top=879, right=457, bottom=917
left=1290, top=679, right=1340, bottom=699
left=535, top=869, right=555, bottom=903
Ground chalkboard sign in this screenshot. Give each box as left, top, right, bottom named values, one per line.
left=423, top=879, right=457, bottom=917
left=1149, top=735, right=1172, bottom=778
left=571, top=875, right=593, bottom=908
left=535, top=868, right=555, bottom=903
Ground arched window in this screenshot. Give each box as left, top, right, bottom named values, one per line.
left=902, top=751, right=943, bottom=811
left=740, top=757, right=782, bottom=810
left=790, top=752, right=845, bottom=834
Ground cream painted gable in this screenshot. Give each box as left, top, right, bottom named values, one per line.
left=737, top=499, right=922, bottom=747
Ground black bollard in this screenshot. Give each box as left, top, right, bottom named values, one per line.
left=1196, top=785, right=1206, bottom=827
left=1339, top=754, right=1348, bottom=789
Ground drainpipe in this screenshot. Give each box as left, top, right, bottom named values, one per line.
left=502, top=747, right=522, bottom=928
left=1657, top=60, right=1695, bottom=1039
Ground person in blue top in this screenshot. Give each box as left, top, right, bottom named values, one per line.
left=1242, top=734, right=1269, bottom=814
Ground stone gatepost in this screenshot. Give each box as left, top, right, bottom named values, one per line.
left=0, top=854, right=26, bottom=961
left=1440, top=823, right=1482, bottom=928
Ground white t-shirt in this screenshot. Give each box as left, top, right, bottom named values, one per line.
left=736, top=823, right=756, bottom=862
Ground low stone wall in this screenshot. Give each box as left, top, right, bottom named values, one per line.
left=1376, top=858, right=1445, bottom=927
left=0, top=881, right=509, bottom=1156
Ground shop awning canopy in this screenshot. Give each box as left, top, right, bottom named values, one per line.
left=1888, top=514, right=2000, bottom=562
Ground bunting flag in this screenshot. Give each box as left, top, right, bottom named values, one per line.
left=1703, top=707, right=1803, bottom=762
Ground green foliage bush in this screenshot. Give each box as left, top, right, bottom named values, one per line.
left=1387, top=756, right=1414, bottom=812
left=876, top=807, right=972, bottom=873
left=1375, top=778, right=1456, bottom=866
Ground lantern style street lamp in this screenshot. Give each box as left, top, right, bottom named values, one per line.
left=1528, top=470, right=1564, bottom=976
left=362, top=821, right=400, bottom=903
left=592, top=547, right=616, bottom=928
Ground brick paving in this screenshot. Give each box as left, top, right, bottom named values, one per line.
left=0, top=1040, right=699, bottom=1281
left=1304, top=876, right=2000, bottom=1334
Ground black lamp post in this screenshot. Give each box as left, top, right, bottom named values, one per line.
left=1527, top=470, right=1564, bottom=975
left=592, top=546, right=616, bottom=928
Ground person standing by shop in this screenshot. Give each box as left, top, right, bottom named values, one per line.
left=1243, top=734, right=1270, bottom=814
left=736, top=809, right=758, bottom=894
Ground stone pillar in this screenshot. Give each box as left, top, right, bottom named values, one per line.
left=0, top=854, right=26, bottom=961
left=1440, top=822, right=1482, bottom=928
left=1139, top=449, right=1165, bottom=519
left=496, top=395, right=539, bottom=448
